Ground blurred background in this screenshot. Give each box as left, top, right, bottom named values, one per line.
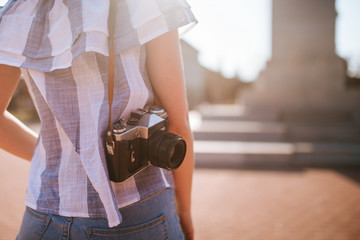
left=1, top=0, right=360, bottom=239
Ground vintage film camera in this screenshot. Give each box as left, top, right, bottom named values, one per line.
left=105, top=106, right=187, bottom=182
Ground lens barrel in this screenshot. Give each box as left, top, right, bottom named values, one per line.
left=147, top=130, right=186, bottom=170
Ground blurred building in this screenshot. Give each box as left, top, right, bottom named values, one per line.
left=181, top=40, right=248, bottom=109
left=194, top=0, right=360, bottom=167
left=241, top=0, right=360, bottom=125
left=181, top=40, right=207, bottom=109
left=203, top=70, right=251, bottom=105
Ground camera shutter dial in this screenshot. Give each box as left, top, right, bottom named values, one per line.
left=113, top=124, right=126, bottom=134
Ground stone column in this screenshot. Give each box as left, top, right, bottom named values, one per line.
left=242, top=0, right=360, bottom=113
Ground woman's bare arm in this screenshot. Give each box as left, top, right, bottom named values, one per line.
left=146, top=30, right=195, bottom=240
left=0, top=64, right=38, bottom=161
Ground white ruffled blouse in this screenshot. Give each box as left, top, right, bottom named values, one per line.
left=0, top=0, right=196, bottom=227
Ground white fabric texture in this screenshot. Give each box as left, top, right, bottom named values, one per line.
left=0, top=0, right=196, bottom=227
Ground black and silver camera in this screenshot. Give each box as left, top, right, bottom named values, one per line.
left=105, top=106, right=187, bottom=182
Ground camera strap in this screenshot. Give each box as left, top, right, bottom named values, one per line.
left=106, top=0, right=117, bottom=151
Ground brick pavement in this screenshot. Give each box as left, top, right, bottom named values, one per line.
left=192, top=168, right=360, bottom=240
left=1, top=149, right=360, bottom=240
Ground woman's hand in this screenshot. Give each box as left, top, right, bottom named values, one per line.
left=179, top=211, right=194, bottom=240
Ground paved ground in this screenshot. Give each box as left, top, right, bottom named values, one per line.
left=192, top=167, right=360, bottom=240
left=1, top=148, right=360, bottom=240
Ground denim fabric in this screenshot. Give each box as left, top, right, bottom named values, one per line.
left=17, top=188, right=184, bottom=240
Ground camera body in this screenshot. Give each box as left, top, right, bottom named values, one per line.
left=105, top=106, right=186, bottom=182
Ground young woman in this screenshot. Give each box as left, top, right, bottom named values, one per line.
left=0, top=0, right=197, bottom=239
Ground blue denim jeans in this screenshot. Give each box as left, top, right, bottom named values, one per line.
left=16, top=188, right=184, bottom=240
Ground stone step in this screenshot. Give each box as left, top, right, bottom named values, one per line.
left=285, top=124, right=360, bottom=142
left=197, top=104, right=360, bottom=124
left=242, top=90, right=360, bottom=113
left=201, top=110, right=360, bottom=124
left=198, top=104, right=279, bottom=122
left=192, top=119, right=360, bottom=142
left=193, top=120, right=285, bottom=142
left=194, top=141, right=360, bottom=168
left=279, top=111, right=358, bottom=123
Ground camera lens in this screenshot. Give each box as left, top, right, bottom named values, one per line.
left=147, top=130, right=186, bottom=170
